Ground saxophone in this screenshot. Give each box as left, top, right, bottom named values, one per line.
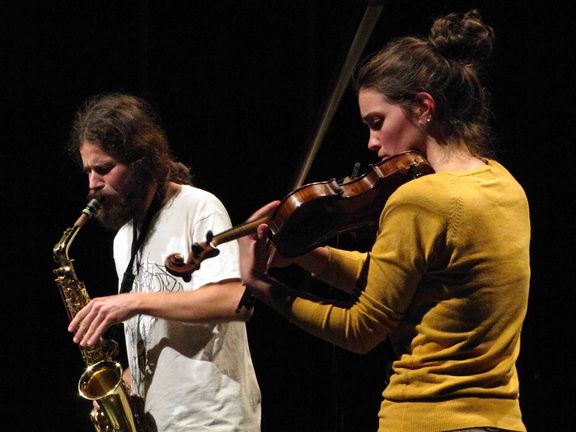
left=53, top=199, right=150, bottom=432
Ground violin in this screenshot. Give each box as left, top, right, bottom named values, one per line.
left=165, top=1, right=389, bottom=312
left=165, top=151, right=434, bottom=281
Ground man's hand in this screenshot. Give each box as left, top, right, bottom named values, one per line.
left=68, top=293, right=139, bottom=347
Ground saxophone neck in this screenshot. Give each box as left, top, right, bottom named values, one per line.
left=53, top=225, right=80, bottom=265
left=53, top=199, right=102, bottom=265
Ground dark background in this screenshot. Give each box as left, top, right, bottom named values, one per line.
left=3, top=0, right=575, bottom=430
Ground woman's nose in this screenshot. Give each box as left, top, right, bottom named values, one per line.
left=367, top=132, right=381, bottom=153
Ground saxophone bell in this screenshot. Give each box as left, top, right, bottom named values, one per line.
left=79, top=361, right=137, bottom=432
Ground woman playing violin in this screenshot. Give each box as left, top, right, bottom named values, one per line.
left=239, top=10, right=529, bottom=432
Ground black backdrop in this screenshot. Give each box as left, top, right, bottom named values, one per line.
left=4, top=1, right=575, bottom=430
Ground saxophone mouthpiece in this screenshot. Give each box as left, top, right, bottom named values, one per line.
left=84, top=199, right=102, bottom=219
left=73, top=199, right=103, bottom=228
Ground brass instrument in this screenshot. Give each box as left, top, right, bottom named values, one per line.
left=53, top=199, right=147, bottom=432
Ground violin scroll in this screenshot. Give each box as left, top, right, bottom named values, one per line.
left=165, top=232, right=220, bottom=282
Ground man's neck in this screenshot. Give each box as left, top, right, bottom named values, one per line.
left=134, top=182, right=160, bottom=223
left=135, top=181, right=180, bottom=223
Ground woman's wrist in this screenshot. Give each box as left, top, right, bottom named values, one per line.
left=293, top=246, right=331, bottom=276
left=245, top=273, right=295, bottom=317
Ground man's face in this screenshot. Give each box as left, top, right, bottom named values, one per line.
left=79, top=141, right=148, bottom=230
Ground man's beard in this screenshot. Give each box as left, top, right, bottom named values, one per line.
left=89, top=168, right=151, bottom=231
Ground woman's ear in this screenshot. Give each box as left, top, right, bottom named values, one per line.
left=414, top=92, right=436, bottom=126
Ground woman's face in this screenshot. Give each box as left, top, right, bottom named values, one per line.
left=358, top=87, right=427, bottom=159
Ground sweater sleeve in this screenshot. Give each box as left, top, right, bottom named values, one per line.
left=289, top=179, right=447, bottom=354
left=311, top=247, right=368, bottom=293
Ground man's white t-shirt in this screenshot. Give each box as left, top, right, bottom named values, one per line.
left=114, top=185, right=261, bottom=431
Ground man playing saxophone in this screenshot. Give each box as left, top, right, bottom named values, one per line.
left=66, top=93, right=261, bottom=432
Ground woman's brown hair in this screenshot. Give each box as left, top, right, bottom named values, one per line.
left=355, top=10, right=495, bottom=156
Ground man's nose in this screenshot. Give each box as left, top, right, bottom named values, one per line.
left=88, top=172, right=104, bottom=191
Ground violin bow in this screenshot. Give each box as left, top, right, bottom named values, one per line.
left=237, top=1, right=385, bottom=311
left=290, top=0, right=384, bottom=190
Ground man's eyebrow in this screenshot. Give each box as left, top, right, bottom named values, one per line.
left=82, top=161, right=109, bottom=172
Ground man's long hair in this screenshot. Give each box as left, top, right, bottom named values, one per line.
left=68, top=93, right=192, bottom=185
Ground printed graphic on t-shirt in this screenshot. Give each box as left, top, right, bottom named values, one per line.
left=128, top=261, right=183, bottom=396
left=125, top=313, right=155, bottom=397
left=134, top=261, right=184, bottom=293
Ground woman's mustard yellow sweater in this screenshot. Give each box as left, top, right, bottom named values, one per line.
left=290, top=160, right=530, bottom=432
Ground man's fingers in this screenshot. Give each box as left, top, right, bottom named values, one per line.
left=80, top=310, right=106, bottom=347
left=68, top=303, right=91, bottom=333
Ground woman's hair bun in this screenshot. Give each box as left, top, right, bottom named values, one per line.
left=428, top=9, right=495, bottom=64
